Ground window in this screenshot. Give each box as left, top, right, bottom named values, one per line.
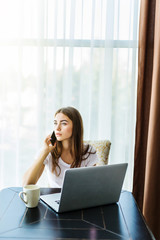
left=0, top=0, right=140, bottom=189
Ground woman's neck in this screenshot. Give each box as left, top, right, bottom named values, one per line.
left=61, top=140, right=74, bottom=164
left=61, top=139, right=71, bottom=151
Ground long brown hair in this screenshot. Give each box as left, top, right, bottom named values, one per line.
left=51, top=106, right=95, bottom=175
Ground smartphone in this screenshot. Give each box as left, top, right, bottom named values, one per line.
left=50, top=131, right=56, bottom=145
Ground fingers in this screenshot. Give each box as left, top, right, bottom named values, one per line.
left=44, top=135, right=56, bottom=152
left=44, top=135, right=51, bottom=144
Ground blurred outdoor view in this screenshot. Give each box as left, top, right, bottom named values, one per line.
left=0, top=0, right=140, bottom=189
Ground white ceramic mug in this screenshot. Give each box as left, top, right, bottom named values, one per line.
left=19, top=185, right=40, bottom=208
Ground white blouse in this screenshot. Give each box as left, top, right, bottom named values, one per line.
left=43, top=145, right=98, bottom=188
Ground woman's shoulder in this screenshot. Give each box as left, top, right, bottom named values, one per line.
left=43, top=151, right=52, bottom=165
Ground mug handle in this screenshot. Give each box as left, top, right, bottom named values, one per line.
left=19, top=191, right=28, bottom=204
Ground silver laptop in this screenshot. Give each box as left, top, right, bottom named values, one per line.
left=40, top=163, right=128, bottom=213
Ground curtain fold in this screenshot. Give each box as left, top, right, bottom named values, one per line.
left=133, top=0, right=155, bottom=210
left=133, top=0, right=160, bottom=239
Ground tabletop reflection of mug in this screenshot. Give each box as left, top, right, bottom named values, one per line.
left=19, top=185, right=40, bottom=208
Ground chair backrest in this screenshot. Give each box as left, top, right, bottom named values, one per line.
left=84, top=140, right=111, bottom=165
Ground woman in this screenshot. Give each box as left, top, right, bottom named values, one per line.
left=22, top=106, right=98, bottom=188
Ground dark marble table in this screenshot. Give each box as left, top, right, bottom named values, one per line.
left=0, top=187, right=155, bottom=240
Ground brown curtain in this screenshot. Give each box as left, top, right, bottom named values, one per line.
left=133, top=0, right=160, bottom=239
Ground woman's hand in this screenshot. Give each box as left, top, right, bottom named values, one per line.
left=43, top=135, right=56, bottom=153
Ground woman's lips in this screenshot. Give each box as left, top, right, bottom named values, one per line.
left=56, top=133, right=62, bottom=137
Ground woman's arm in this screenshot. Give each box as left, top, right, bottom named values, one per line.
left=22, top=135, right=56, bottom=186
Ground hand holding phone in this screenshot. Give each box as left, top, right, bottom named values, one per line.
left=50, top=131, right=56, bottom=145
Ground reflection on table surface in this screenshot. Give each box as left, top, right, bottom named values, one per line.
left=0, top=187, right=155, bottom=240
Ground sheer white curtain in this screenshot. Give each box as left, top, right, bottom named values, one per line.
left=0, top=0, right=140, bottom=190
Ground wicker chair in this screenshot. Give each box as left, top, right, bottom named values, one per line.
left=84, top=140, right=111, bottom=165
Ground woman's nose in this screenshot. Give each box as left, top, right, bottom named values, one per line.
left=55, top=123, right=61, bottom=131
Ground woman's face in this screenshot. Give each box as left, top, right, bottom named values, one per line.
left=54, top=113, right=73, bottom=142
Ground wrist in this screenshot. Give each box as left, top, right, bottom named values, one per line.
left=41, top=148, right=50, bottom=155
